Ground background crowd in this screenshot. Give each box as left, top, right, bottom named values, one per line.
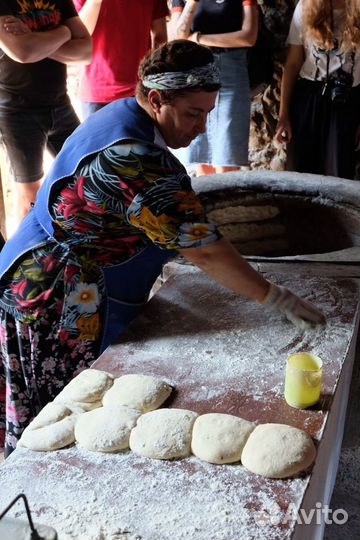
left=0, top=0, right=359, bottom=242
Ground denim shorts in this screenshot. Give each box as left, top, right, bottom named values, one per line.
left=176, top=48, right=250, bottom=167
left=0, top=101, right=79, bottom=183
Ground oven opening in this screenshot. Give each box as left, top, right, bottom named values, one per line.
left=201, top=191, right=360, bottom=259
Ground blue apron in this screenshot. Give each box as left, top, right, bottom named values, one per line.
left=0, top=98, right=176, bottom=352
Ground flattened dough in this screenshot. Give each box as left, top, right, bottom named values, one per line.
left=102, top=374, right=172, bottom=412
left=218, top=222, right=285, bottom=243
left=20, top=416, right=76, bottom=451
left=54, top=369, right=114, bottom=404
left=191, top=413, right=256, bottom=464
left=75, top=405, right=141, bottom=452
left=208, top=205, right=280, bottom=225
left=241, top=423, right=316, bottom=478
left=234, top=238, right=289, bottom=256
left=129, top=408, right=198, bottom=459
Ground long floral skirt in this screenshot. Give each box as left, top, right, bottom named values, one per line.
left=0, top=306, right=99, bottom=457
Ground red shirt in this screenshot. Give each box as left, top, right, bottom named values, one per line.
left=74, top=0, right=168, bottom=103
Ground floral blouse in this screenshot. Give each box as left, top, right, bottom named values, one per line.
left=0, top=141, right=221, bottom=339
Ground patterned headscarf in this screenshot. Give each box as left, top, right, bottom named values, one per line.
left=142, top=62, right=220, bottom=90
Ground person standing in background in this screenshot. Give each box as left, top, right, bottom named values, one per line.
left=171, top=0, right=258, bottom=176
left=275, top=0, right=360, bottom=179
left=0, top=0, right=91, bottom=228
left=74, top=0, right=169, bottom=119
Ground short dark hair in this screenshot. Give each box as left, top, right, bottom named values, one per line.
left=137, top=40, right=221, bottom=102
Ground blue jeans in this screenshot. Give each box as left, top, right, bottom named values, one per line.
left=176, top=48, right=250, bottom=167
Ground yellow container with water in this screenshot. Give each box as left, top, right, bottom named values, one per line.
left=284, top=352, right=323, bottom=409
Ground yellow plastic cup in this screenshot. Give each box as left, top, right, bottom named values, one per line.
left=284, top=352, right=323, bottom=409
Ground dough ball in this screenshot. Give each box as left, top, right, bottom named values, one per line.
left=66, top=400, right=102, bottom=413
left=102, top=374, right=172, bottom=413
left=241, top=423, right=316, bottom=478
left=191, top=413, right=256, bottom=464
left=20, top=416, right=76, bottom=451
left=75, top=405, right=141, bottom=453
left=129, top=408, right=198, bottom=460
left=54, top=369, right=114, bottom=404
left=23, top=402, right=74, bottom=432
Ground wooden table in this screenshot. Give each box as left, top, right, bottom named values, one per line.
left=0, top=267, right=359, bottom=540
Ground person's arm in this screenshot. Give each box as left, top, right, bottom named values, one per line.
left=151, top=16, right=167, bottom=49
left=75, top=0, right=103, bottom=36
left=275, top=44, right=305, bottom=143
left=97, top=141, right=324, bottom=329
left=180, top=239, right=326, bottom=328
left=0, top=15, right=71, bottom=63
left=48, top=15, right=92, bottom=65
left=190, top=5, right=259, bottom=48
left=174, top=0, right=198, bottom=39
left=180, top=238, right=269, bottom=302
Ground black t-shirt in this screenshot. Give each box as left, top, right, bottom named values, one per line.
left=0, top=0, right=77, bottom=108
left=172, top=0, right=245, bottom=35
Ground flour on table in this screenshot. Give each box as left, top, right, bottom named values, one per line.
left=191, top=413, right=256, bottom=464
left=0, top=446, right=308, bottom=540
left=54, top=369, right=114, bottom=404
left=130, top=408, right=198, bottom=459
left=102, top=373, right=172, bottom=412
left=75, top=405, right=141, bottom=453
left=241, top=423, right=316, bottom=478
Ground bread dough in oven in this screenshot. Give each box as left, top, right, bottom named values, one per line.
left=208, top=205, right=280, bottom=225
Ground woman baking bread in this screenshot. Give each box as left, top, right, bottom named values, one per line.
left=0, top=40, right=325, bottom=457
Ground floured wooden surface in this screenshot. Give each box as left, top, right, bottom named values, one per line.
left=0, top=269, right=359, bottom=540
left=98, top=269, right=359, bottom=439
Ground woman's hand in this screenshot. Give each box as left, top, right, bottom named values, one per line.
left=275, top=115, right=292, bottom=144
left=3, top=16, right=31, bottom=35
left=261, top=283, right=326, bottom=330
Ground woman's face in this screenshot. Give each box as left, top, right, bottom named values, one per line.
left=154, top=90, right=218, bottom=149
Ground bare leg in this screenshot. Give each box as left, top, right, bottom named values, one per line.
left=15, top=179, right=42, bottom=225
left=196, top=165, right=241, bottom=176
left=196, top=164, right=216, bottom=176
left=215, top=166, right=241, bottom=174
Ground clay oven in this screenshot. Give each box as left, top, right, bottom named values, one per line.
left=193, top=170, right=360, bottom=264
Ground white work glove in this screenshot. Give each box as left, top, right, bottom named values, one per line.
left=261, top=282, right=326, bottom=330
